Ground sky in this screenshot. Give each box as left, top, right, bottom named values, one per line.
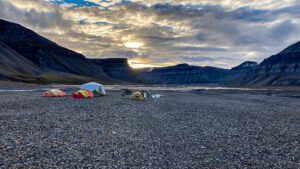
left=0, top=0, right=300, bottom=68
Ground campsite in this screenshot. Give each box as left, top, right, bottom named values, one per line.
left=1, top=0, right=300, bottom=167
left=0, top=84, right=299, bottom=168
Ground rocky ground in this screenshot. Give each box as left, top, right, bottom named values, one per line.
left=0, top=86, right=299, bottom=168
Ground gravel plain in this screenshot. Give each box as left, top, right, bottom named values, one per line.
left=0, top=86, right=299, bottom=168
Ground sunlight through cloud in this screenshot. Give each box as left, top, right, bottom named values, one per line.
left=124, top=42, right=143, bottom=49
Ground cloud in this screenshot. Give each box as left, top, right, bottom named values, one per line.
left=173, top=46, right=227, bottom=52
left=270, top=20, right=297, bottom=41
left=182, top=56, right=215, bottom=62
left=0, top=0, right=300, bottom=69
left=99, top=49, right=139, bottom=58
left=83, top=0, right=297, bottom=10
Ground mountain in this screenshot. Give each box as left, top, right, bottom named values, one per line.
left=0, top=19, right=115, bottom=82
left=1, top=19, right=300, bottom=86
left=231, top=41, right=300, bottom=86
left=231, top=61, right=258, bottom=71
left=137, top=63, right=227, bottom=84
left=0, top=39, right=105, bottom=84
left=136, top=61, right=260, bottom=85
left=221, top=61, right=258, bottom=84
left=137, top=41, right=300, bottom=86
left=0, top=41, right=43, bottom=80
left=0, top=19, right=143, bottom=84
left=89, top=58, right=145, bottom=83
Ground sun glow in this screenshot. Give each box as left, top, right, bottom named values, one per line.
left=124, top=42, right=143, bottom=48
left=128, top=59, right=153, bottom=69
left=128, top=59, right=177, bottom=69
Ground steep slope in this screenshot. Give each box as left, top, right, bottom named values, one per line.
left=233, top=41, right=300, bottom=86
left=0, top=41, right=43, bottom=80
left=0, top=40, right=105, bottom=84
left=0, top=19, right=114, bottom=83
left=137, top=63, right=227, bottom=84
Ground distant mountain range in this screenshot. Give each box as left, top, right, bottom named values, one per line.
left=0, top=19, right=300, bottom=86
left=137, top=43, right=300, bottom=86
left=137, top=64, right=227, bottom=84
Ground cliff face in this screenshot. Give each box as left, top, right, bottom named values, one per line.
left=89, top=58, right=145, bottom=83
left=259, top=41, right=300, bottom=74
left=137, top=63, right=227, bottom=84
left=232, top=41, right=300, bottom=86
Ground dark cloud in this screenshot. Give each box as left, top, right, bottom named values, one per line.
left=140, top=36, right=178, bottom=41
left=182, top=56, right=215, bottom=62
left=174, top=46, right=227, bottom=52
left=270, top=20, right=297, bottom=41
left=99, top=49, right=140, bottom=58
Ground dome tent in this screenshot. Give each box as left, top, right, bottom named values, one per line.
left=81, top=82, right=106, bottom=95
left=141, top=90, right=151, bottom=98
left=71, top=89, right=94, bottom=99
left=42, top=89, right=66, bottom=97
left=130, top=92, right=145, bottom=101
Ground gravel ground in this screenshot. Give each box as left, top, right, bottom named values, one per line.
left=0, top=87, right=299, bottom=168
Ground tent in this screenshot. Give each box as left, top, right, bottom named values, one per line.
left=141, top=90, right=151, bottom=98
left=130, top=92, right=145, bottom=101
left=122, top=88, right=133, bottom=96
left=92, top=90, right=106, bottom=96
left=71, top=89, right=94, bottom=99
left=81, top=82, right=106, bottom=95
left=42, top=89, right=66, bottom=97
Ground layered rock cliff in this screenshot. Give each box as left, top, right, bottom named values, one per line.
left=137, top=63, right=227, bottom=84
left=232, top=41, right=300, bottom=86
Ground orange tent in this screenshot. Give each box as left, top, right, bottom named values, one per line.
left=71, top=89, right=94, bottom=99
left=42, top=89, right=66, bottom=97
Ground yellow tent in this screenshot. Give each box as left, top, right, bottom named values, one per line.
left=42, top=89, right=66, bottom=97
left=130, top=92, right=145, bottom=101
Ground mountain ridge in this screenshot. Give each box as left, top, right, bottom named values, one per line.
left=0, top=19, right=300, bottom=86
left=137, top=63, right=228, bottom=84
left=231, top=40, right=300, bottom=86
left=0, top=19, right=144, bottom=84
